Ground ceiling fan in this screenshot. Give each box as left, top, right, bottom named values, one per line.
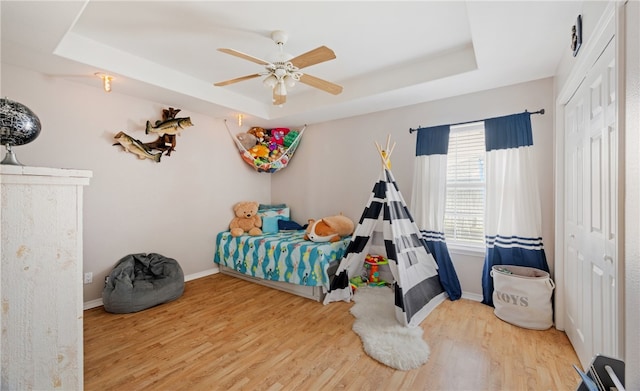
left=214, top=30, right=343, bottom=105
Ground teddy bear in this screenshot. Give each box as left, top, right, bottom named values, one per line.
left=247, top=126, right=269, bottom=143
left=229, top=201, right=263, bottom=237
left=304, top=214, right=355, bottom=242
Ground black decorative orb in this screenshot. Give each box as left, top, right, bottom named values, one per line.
left=0, top=98, right=41, bottom=146
left=0, top=98, right=42, bottom=165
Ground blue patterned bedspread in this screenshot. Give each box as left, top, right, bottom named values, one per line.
left=214, top=230, right=350, bottom=289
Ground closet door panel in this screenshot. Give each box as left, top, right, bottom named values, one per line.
left=563, top=37, right=618, bottom=368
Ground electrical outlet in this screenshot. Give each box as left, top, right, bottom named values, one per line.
left=84, top=272, right=93, bottom=284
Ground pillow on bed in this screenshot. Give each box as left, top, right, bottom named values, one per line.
left=278, top=219, right=304, bottom=231
left=259, top=204, right=290, bottom=233
left=259, top=203, right=287, bottom=211
left=262, top=216, right=283, bottom=234
left=258, top=204, right=290, bottom=219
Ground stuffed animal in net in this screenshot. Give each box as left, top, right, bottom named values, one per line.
left=304, top=214, right=355, bottom=242
left=247, top=127, right=268, bottom=143
left=229, top=201, right=262, bottom=237
left=236, top=132, right=257, bottom=150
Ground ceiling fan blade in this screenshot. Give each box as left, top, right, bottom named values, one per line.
left=273, top=91, right=286, bottom=105
left=299, top=73, right=343, bottom=95
left=290, top=46, right=336, bottom=69
left=218, top=48, right=270, bottom=66
left=214, top=73, right=262, bottom=87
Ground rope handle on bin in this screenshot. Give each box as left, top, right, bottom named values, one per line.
left=546, top=278, right=555, bottom=290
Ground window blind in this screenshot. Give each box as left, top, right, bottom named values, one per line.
left=444, top=122, right=486, bottom=244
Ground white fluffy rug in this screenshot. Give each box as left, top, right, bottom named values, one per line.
left=350, top=287, right=430, bottom=371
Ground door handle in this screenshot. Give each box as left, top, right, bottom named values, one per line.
left=603, top=255, right=614, bottom=263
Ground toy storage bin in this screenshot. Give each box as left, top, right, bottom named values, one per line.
left=490, top=265, right=555, bottom=330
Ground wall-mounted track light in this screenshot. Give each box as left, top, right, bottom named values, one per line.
left=95, top=73, right=113, bottom=93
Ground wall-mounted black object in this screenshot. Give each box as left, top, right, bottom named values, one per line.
left=572, top=15, right=582, bottom=57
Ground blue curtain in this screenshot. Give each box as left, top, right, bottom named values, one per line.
left=481, top=112, right=549, bottom=306
left=411, top=125, right=462, bottom=300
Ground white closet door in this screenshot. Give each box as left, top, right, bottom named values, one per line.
left=563, top=37, right=618, bottom=368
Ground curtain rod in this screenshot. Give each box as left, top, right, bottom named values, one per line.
left=408, top=109, right=545, bottom=134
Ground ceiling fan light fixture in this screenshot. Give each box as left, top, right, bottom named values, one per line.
left=270, top=51, right=293, bottom=64
left=215, top=29, right=342, bottom=106
left=263, top=74, right=278, bottom=89
left=283, top=75, right=296, bottom=88
left=274, top=68, right=287, bottom=78
left=274, top=81, right=287, bottom=96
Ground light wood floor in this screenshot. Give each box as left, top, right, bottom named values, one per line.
left=84, top=273, right=581, bottom=390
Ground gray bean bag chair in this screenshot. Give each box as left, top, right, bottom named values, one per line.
left=102, top=253, right=184, bottom=313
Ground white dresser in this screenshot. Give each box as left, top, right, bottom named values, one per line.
left=1, top=165, right=92, bottom=390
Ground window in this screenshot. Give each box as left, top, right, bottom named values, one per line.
left=444, top=122, right=486, bottom=245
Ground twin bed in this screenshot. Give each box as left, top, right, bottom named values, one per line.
left=214, top=229, right=351, bottom=301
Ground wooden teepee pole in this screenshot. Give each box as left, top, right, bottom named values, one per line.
left=375, top=135, right=396, bottom=170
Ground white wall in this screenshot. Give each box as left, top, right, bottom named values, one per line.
left=555, top=1, right=610, bottom=92
left=272, top=78, right=556, bottom=297
left=0, top=64, right=271, bottom=302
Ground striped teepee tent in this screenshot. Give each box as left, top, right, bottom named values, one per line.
left=323, top=137, right=447, bottom=327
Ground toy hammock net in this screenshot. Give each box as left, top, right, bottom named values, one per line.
left=224, top=120, right=307, bottom=173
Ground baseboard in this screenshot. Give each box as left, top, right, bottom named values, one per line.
left=83, top=267, right=221, bottom=310
left=461, top=292, right=483, bottom=302
left=185, top=267, right=219, bottom=282
left=83, top=298, right=104, bottom=310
